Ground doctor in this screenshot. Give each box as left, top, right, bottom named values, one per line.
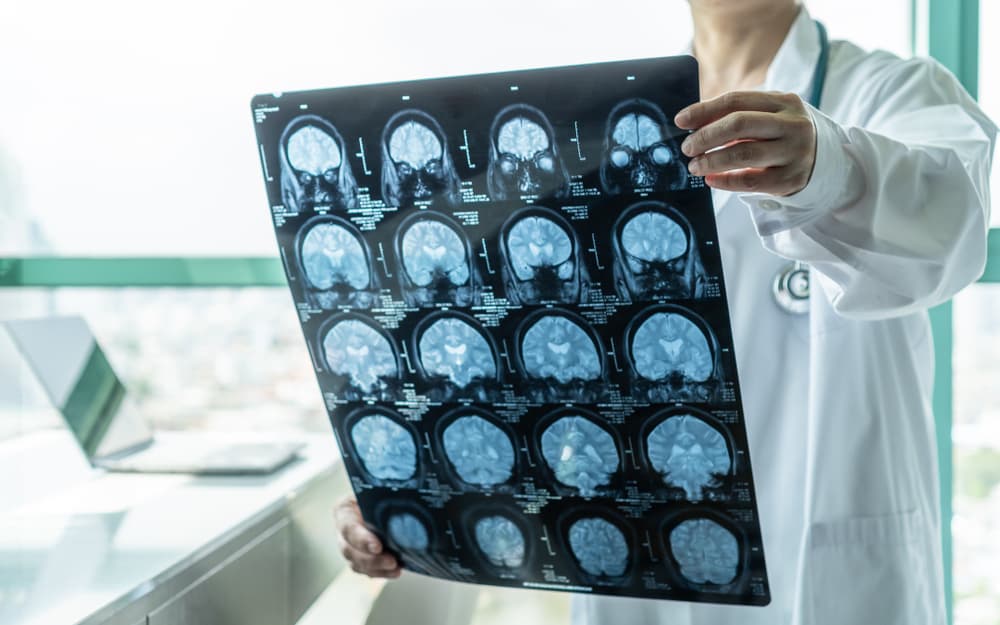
left=334, top=1, right=997, bottom=623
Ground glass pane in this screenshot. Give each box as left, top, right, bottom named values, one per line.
left=980, top=0, right=1000, bottom=227
left=0, top=288, right=325, bottom=436
left=808, top=0, right=912, bottom=58
left=0, top=1, right=692, bottom=256
left=953, top=285, right=1000, bottom=624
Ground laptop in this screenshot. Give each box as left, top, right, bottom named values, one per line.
left=3, top=316, right=303, bottom=474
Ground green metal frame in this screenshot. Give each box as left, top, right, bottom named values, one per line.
left=0, top=4, right=994, bottom=622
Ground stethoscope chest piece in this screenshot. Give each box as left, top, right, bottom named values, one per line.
left=773, top=261, right=810, bottom=315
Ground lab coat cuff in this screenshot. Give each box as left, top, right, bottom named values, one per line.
left=741, top=105, right=853, bottom=237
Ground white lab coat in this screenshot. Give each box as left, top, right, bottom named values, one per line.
left=572, top=7, right=996, bottom=625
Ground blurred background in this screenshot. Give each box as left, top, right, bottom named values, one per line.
left=0, top=1, right=996, bottom=623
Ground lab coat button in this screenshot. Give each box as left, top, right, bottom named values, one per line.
left=759, top=199, right=782, bottom=211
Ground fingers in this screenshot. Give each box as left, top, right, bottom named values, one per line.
left=680, top=111, right=787, bottom=158
left=334, top=497, right=401, bottom=579
left=688, top=138, right=792, bottom=176
left=703, top=166, right=811, bottom=196
left=675, top=91, right=797, bottom=129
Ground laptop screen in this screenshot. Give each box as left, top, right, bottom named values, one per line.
left=4, top=316, right=129, bottom=457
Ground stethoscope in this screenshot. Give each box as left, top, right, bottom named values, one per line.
left=772, top=19, right=829, bottom=315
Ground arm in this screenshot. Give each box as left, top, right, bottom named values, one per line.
left=676, top=59, right=997, bottom=319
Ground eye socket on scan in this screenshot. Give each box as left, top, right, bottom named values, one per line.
left=299, top=172, right=314, bottom=184
left=650, top=144, right=673, bottom=165
left=322, top=169, right=337, bottom=183
left=610, top=147, right=632, bottom=169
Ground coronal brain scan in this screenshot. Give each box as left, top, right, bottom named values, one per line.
left=388, top=512, right=430, bottom=551
left=669, top=518, right=740, bottom=586
left=300, top=220, right=376, bottom=309
left=502, top=209, right=584, bottom=304
left=322, top=319, right=397, bottom=392
left=398, top=214, right=477, bottom=307
left=418, top=316, right=497, bottom=388
left=568, top=518, right=629, bottom=578
left=381, top=110, right=461, bottom=207
left=280, top=115, right=358, bottom=213
left=647, top=415, right=731, bottom=500
left=601, top=99, right=687, bottom=194
left=540, top=416, right=619, bottom=496
left=488, top=104, right=570, bottom=200
left=442, top=416, right=515, bottom=486
left=614, top=202, right=704, bottom=301
left=631, top=312, right=713, bottom=383
left=474, top=515, right=526, bottom=568
left=350, top=413, right=417, bottom=482
left=520, top=315, right=601, bottom=384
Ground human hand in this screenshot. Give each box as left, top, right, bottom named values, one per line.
left=674, top=91, right=817, bottom=196
left=334, top=496, right=402, bottom=579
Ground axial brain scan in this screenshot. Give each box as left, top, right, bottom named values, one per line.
left=474, top=515, right=526, bottom=568
left=388, top=512, right=430, bottom=551
left=323, top=319, right=397, bottom=392
left=568, top=518, right=629, bottom=577
left=647, top=415, right=731, bottom=500
left=398, top=216, right=476, bottom=306
left=350, top=414, right=417, bottom=481
left=280, top=116, right=357, bottom=213
left=418, top=317, right=496, bottom=387
left=631, top=312, right=713, bottom=383
left=521, top=315, right=601, bottom=384
left=669, top=518, right=740, bottom=585
left=540, top=416, right=619, bottom=495
left=503, top=212, right=581, bottom=304
left=601, top=99, right=687, bottom=194
left=381, top=110, right=461, bottom=207
left=442, top=416, right=515, bottom=486
left=488, top=104, right=569, bottom=200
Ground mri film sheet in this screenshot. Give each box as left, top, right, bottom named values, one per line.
left=252, top=56, right=769, bottom=605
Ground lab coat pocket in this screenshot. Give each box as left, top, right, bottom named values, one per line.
left=801, top=509, right=937, bottom=625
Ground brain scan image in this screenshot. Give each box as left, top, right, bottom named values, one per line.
left=520, top=315, right=601, bottom=385
left=600, top=99, right=687, bottom=194
left=647, top=414, right=731, bottom=500
left=474, top=515, right=526, bottom=568
left=501, top=208, right=586, bottom=304
left=568, top=517, right=629, bottom=578
left=631, top=312, right=714, bottom=383
left=387, top=512, right=430, bottom=551
left=488, top=104, right=570, bottom=200
left=614, top=202, right=705, bottom=301
left=349, top=413, right=417, bottom=482
left=322, top=319, right=398, bottom=393
left=669, top=518, right=740, bottom=586
left=442, top=415, right=515, bottom=487
left=397, top=213, right=478, bottom=307
left=279, top=115, right=358, bottom=213
left=381, top=110, right=461, bottom=208
left=540, top=415, right=619, bottom=496
left=299, top=219, right=377, bottom=309
left=418, top=316, right=497, bottom=389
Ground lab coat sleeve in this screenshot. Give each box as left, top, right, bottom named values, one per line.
left=741, top=57, right=997, bottom=320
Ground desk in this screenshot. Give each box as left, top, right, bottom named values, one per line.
left=0, top=430, right=348, bottom=625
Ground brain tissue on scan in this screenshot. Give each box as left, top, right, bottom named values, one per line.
left=669, top=518, right=740, bottom=585
left=301, top=223, right=369, bottom=290
left=323, top=320, right=397, bottom=391
left=287, top=125, right=342, bottom=176
left=388, top=512, right=429, bottom=551
left=350, top=414, right=417, bottom=481
left=541, top=416, right=618, bottom=495
left=632, top=312, right=712, bottom=382
left=401, top=220, right=470, bottom=288
left=507, top=216, right=573, bottom=281
left=521, top=316, right=601, bottom=384
left=620, top=211, right=688, bottom=268
left=568, top=518, right=629, bottom=577
left=442, top=416, right=515, bottom=486
left=474, top=515, right=526, bottom=568
left=418, top=318, right=496, bottom=387
left=647, top=415, right=731, bottom=500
